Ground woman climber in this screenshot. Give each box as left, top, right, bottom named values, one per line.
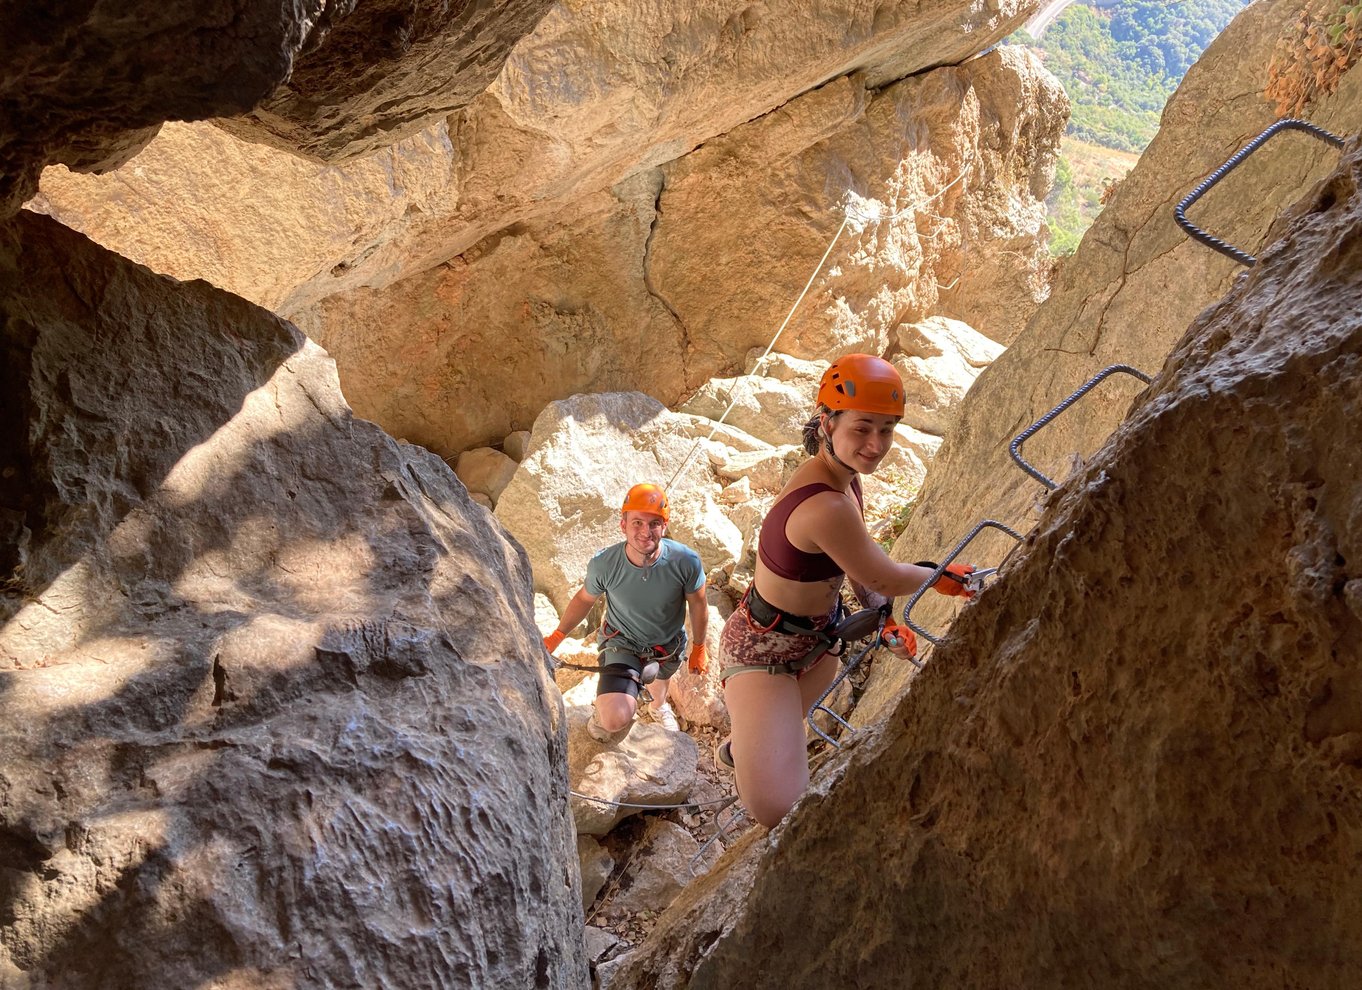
left=716, top=353, right=975, bottom=827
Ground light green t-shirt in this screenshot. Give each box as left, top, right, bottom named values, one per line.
left=585, top=539, right=704, bottom=651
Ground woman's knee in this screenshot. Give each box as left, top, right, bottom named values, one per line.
left=740, top=776, right=804, bottom=828
left=746, top=794, right=797, bottom=829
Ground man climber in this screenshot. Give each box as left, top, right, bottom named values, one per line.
left=543, top=483, right=709, bottom=743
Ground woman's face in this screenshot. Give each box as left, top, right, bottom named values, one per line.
left=824, top=411, right=899, bottom=473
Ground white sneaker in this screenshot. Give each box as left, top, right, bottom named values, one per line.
left=586, top=709, right=632, bottom=745
left=649, top=702, right=680, bottom=732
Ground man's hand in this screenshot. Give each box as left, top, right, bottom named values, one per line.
left=688, top=642, right=709, bottom=676
left=543, top=630, right=566, bottom=654
left=880, top=624, right=918, bottom=660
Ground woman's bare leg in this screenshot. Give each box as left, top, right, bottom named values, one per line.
left=798, top=653, right=841, bottom=714
left=724, top=672, right=810, bottom=828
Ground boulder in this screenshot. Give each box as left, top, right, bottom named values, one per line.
left=605, top=820, right=723, bottom=916
left=455, top=446, right=520, bottom=504
left=893, top=316, right=1004, bottom=436
left=568, top=707, right=700, bottom=836
left=0, top=211, right=585, bottom=988
left=680, top=375, right=817, bottom=447
left=578, top=835, right=616, bottom=912
left=504, top=430, right=534, bottom=462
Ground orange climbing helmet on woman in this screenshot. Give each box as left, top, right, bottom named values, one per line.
left=815, top=352, right=906, bottom=416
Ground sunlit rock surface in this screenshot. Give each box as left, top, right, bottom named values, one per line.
left=604, top=133, right=1362, bottom=990
left=32, top=0, right=1042, bottom=312
left=30, top=3, right=1053, bottom=455
left=0, top=213, right=586, bottom=989
left=1, top=0, right=549, bottom=216
left=304, top=44, right=1062, bottom=454
left=864, top=0, right=1362, bottom=722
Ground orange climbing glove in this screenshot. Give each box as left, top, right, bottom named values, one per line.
left=543, top=630, right=566, bottom=654
left=880, top=624, right=918, bottom=659
left=916, top=561, right=977, bottom=599
left=688, top=642, right=709, bottom=676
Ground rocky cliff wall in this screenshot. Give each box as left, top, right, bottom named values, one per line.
left=0, top=212, right=586, bottom=989
left=861, top=0, right=1362, bottom=721
left=30, top=0, right=1054, bottom=456
left=302, top=44, right=1065, bottom=455
left=0, top=0, right=551, bottom=215
left=606, top=130, right=1362, bottom=990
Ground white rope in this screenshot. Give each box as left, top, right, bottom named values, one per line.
left=664, top=213, right=849, bottom=491
left=663, top=158, right=974, bottom=493
left=842, top=159, right=973, bottom=224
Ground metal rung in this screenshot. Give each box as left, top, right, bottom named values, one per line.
left=1175, top=118, right=1345, bottom=267
left=902, top=519, right=1023, bottom=646
left=805, top=630, right=886, bottom=748
left=1009, top=364, right=1152, bottom=490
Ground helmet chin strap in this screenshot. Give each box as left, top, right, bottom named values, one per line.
left=820, top=413, right=860, bottom=474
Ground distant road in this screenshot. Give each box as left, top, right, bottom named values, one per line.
left=1026, top=0, right=1122, bottom=40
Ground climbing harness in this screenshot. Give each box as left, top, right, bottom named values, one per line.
left=552, top=621, right=687, bottom=687
left=552, top=657, right=661, bottom=687
left=1175, top=118, right=1345, bottom=267
left=728, top=585, right=895, bottom=682
left=804, top=608, right=894, bottom=748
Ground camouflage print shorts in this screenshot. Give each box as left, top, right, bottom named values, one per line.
left=717, top=597, right=836, bottom=684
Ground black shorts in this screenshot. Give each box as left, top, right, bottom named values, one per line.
left=595, top=635, right=685, bottom=698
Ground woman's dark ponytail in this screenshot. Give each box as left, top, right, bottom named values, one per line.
left=802, top=406, right=831, bottom=455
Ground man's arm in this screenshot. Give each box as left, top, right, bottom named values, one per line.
left=543, top=587, right=600, bottom=653
left=685, top=585, right=709, bottom=645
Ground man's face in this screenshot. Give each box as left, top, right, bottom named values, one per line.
left=620, top=510, right=667, bottom=556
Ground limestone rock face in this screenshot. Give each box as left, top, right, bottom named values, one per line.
left=607, top=130, right=1362, bottom=990
left=648, top=45, right=1064, bottom=378
left=1, top=0, right=549, bottom=217
left=301, top=44, right=1063, bottom=456
left=869, top=0, right=1362, bottom=722
left=31, top=0, right=1042, bottom=315
left=0, top=213, right=586, bottom=989
left=215, top=0, right=557, bottom=160
left=30, top=120, right=462, bottom=316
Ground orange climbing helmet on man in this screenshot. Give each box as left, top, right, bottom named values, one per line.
left=816, top=353, right=905, bottom=418
left=621, top=483, right=670, bottom=522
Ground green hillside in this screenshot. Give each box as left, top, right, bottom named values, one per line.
left=1020, top=0, right=1250, bottom=152
left=1011, top=0, right=1251, bottom=254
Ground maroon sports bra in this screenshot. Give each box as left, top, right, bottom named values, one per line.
left=757, top=477, right=863, bottom=582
